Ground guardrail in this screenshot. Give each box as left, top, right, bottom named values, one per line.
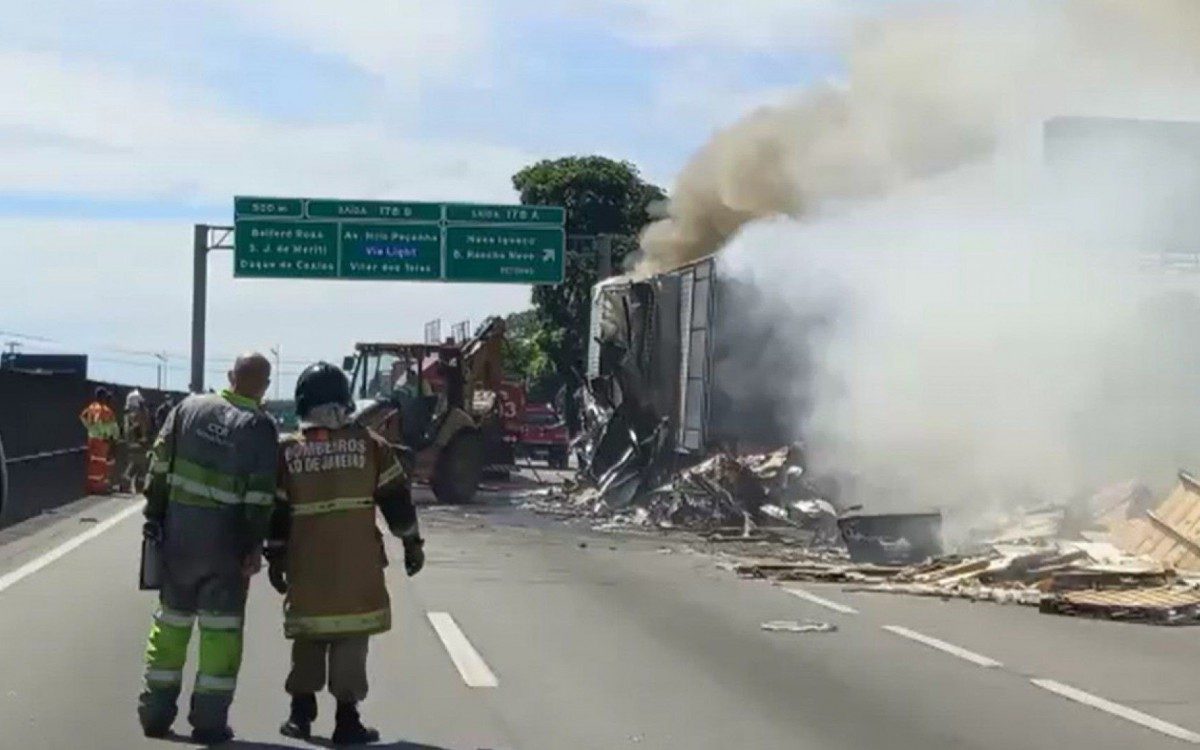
left=0, top=443, right=88, bottom=528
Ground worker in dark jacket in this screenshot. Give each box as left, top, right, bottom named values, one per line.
left=137, top=354, right=278, bottom=744
left=268, top=362, right=423, bottom=745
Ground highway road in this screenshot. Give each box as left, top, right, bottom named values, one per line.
left=3, top=481, right=1200, bottom=749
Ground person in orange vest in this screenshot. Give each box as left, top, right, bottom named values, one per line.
left=80, top=387, right=120, bottom=494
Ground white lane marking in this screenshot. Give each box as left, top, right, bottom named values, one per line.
left=0, top=501, right=141, bottom=595
left=784, top=587, right=859, bottom=614
left=1031, top=679, right=1200, bottom=744
left=426, top=611, right=499, bottom=688
left=882, top=625, right=1002, bottom=668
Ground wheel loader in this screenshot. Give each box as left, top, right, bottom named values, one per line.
left=344, top=317, right=509, bottom=504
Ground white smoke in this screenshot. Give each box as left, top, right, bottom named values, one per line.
left=647, top=0, right=1200, bottom=520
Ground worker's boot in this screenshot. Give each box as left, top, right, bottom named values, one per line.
left=189, top=725, right=234, bottom=745
left=279, top=693, right=317, bottom=740
left=331, top=701, right=380, bottom=746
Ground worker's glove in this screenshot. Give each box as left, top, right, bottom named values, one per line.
left=267, top=555, right=288, bottom=595
left=403, top=537, right=425, bottom=577
left=142, top=519, right=163, bottom=543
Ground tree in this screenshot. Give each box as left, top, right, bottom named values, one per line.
left=512, top=157, right=666, bottom=428
left=501, top=309, right=555, bottom=399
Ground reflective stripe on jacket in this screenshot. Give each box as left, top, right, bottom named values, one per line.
left=144, top=390, right=278, bottom=560
left=277, top=424, right=404, bottom=638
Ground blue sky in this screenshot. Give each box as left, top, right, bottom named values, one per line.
left=0, top=0, right=868, bottom=391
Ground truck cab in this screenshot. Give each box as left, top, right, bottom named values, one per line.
left=518, top=402, right=570, bottom=469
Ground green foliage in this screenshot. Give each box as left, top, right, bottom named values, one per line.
left=511, top=157, right=665, bottom=407
left=501, top=309, right=554, bottom=386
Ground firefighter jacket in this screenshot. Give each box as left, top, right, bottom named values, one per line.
left=80, top=401, right=119, bottom=440
left=125, top=408, right=153, bottom=448
left=144, top=390, right=279, bottom=567
left=272, top=424, right=416, bottom=639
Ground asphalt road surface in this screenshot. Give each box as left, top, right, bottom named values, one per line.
left=3, top=481, right=1200, bottom=749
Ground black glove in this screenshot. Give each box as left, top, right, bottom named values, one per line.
left=142, top=519, right=163, bottom=543
left=267, top=556, right=288, bottom=594
left=403, top=537, right=425, bottom=577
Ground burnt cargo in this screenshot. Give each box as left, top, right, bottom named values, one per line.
left=837, top=512, right=944, bottom=565
left=586, top=255, right=815, bottom=459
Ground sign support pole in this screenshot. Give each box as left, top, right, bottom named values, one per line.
left=189, top=224, right=234, bottom=394
left=190, top=224, right=208, bottom=393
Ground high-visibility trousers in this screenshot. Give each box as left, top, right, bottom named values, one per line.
left=138, top=571, right=248, bottom=734
left=85, top=438, right=113, bottom=494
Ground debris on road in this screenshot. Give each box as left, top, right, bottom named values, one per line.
left=522, top=444, right=843, bottom=539
left=1041, top=586, right=1200, bottom=625
left=1111, top=472, right=1200, bottom=571
left=723, top=478, right=1200, bottom=625
left=760, top=619, right=838, bottom=634
left=528, top=422, right=1200, bottom=626
left=837, top=512, right=943, bottom=565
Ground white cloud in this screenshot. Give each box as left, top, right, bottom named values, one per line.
left=0, top=49, right=531, bottom=203
left=209, top=0, right=495, bottom=85
left=0, top=39, right=541, bottom=393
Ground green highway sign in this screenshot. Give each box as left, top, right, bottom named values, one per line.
left=307, top=199, right=441, bottom=222
left=340, top=223, right=441, bottom=280
left=234, top=197, right=303, bottom=219
left=234, top=220, right=338, bottom=278
left=233, top=196, right=565, bottom=283
left=444, top=226, right=566, bottom=283
left=444, top=203, right=565, bottom=226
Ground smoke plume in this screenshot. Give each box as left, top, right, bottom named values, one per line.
left=637, top=0, right=1200, bottom=275
left=646, top=0, right=1200, bottom=523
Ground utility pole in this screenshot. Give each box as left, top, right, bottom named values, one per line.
left=3, top=341, right=18, bottom=356
left=595, top=235, right=613, bottom=279
left=269, top=345, right=281, bottom=400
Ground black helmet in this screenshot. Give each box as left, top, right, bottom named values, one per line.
left=294, top=362, right=353, bottom=418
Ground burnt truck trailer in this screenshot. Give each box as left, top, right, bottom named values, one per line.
left=582, top=254, right=808, bottom=482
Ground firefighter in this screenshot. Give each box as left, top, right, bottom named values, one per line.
left=123, top=389, right=153, bottom=493
left=268, top=362, right=423, bottom=745
left=80, top=387, right=119, bottom=494
left=137, top=353, right=278, bottom=744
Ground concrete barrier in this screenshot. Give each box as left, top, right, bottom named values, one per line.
left=0, top=369, right=182, bottom=527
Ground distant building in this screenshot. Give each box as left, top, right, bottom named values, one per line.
left=0, top=353, right=88, bottom=378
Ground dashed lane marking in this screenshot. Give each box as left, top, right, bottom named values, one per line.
left=881, top=625, right=1002, bottom=668
left=0, top=501, right=141, bottom=595
left=1031, top=679, right=1200, bottom=744
left=784, top=587, right=859, bottom=614
left=427, top=611, right=499, bottom=688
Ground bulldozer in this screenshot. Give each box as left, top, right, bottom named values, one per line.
left=344, top=317, right=509, bottom=504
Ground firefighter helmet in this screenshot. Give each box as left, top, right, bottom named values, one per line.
left=294, top=362, right=353, bottom=418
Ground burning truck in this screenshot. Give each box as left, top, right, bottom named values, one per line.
left=578, top=254, right=816, bottom=497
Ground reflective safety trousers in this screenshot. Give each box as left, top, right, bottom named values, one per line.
left=139, top=557, right=248, bottom=732
left=85, top=438, right=113, bottom=494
